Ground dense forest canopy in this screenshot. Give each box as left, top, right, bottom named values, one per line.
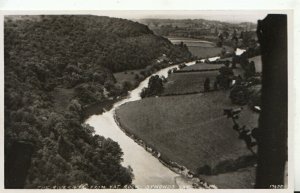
left=4, top=15, right=191, bottom=188
left=5, top=15, right=190, bottom=73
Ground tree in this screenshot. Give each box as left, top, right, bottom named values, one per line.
left=140, top=75, right=164, bottom=98
left=204, top=78, right=210, bottom=92
left=122, top=81, right=132, bottom=92
left=230, top=85, right=250, bottom=105
left=217, top=63, right=234, bottom=89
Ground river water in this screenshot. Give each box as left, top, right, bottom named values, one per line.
left=85, top=48, right=246, bottom=189
left=86, top=61, right=197, bottom=189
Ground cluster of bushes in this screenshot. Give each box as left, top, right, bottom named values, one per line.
left=168, top=67, right=178, bottom=74
left=166, top=63, right=187, bottom=74
left=178, top=63, right=187, bottom=69
left=74, top=83, right=106, bottom=105
left=215, top=63, right=234, bottom=90
left=140, top=75, right=165, bottom=98
left=229, top=58, right=261, bottom=106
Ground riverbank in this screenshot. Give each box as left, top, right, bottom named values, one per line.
left=113, top=111, right=217, bottom=189
left=86, top=60, right=211, bottom=188
left=115, top=91, right=258, bottom=188
left=85, top=49, right=254, bottom=188
left=82, top=98, right=121, bottom=120
left=113, top=50, right=260, bottom=188
left=82, top=58, right=195, bottom=120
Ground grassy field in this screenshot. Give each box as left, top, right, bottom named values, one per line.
left=113, top=69, right=143, bottom=85
left=162, top=71, right=218, bottom=95
left=115, top=92, right=259, bottom=184
left=201, top=166, right=256, bottom=188
left=163, top=62, right=249, bottom=95
left=167, top=37, right=216, bottom=48
left=167, top=37, right=234, bottom=59
left=188, top=46, right=222, bottom=58
left=188, top=45, right=234, bottom=58
left=180, top=63, right=223, bottom=71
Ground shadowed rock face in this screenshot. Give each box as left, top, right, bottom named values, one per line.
left=5, top=141, right=34, bottom=188
left=256, top=14, right=287, bottom=188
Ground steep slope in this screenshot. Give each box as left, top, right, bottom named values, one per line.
left=4, top=15, right=191, bottom=188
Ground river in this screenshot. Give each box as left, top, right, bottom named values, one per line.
left=85, top=48, right=246, bottom=189
left=86, top=61, right=197, bottom=189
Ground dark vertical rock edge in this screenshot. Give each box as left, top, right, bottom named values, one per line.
left=256, top=14, right=288, bottom=188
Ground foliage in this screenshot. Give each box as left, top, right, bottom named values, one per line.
left=5, top=15, right=191, bottom=79
left=216, top=65, right=234, bottom=90
left=140, top=75, right=164, bottom=98
left=229, top=85, right=250, bottom=105
left=248, top=85, right=261, bottom=109
left=4, top=15, right=193, bottom=188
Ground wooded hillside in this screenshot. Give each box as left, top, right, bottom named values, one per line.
left=4, top=15, right=191, bottom=188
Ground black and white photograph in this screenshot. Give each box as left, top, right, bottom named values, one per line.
left=0, top=3, right=296, bottom=191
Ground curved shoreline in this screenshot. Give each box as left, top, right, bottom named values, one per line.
left=113, top=110, right=217, bottom=189
left=86, top=56, right=239, bottom=188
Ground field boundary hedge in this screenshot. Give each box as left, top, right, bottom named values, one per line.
left=175, top=69, right=219, bottom=73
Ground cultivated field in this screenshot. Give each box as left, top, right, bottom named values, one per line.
left=167, top=37, right=234, bottom=58
left=162, top=71, right=219, bottom=95
left=115, top=59, right=260, bottom=188
left=167, top=37, right=216, bottom=47
left=115, top=91, right=259, bottom=188
left=180, top=63, right=223, bottom=71
left=188, top=45, right=234, bottom=59
left=188, top=46, right=223, bottom=58
left=163, top=62, right=248, bottom=95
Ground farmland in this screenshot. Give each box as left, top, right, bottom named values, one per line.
left=167, top=37, right=234, bottom=58
left=188, top=46, right=224, bottom=58
left=180, top=63, right=223, bottom=71
left=113, top=48, right=261, bottom=188
left=115, top=91, right=259, bottom=188
left=168, top=38, right=216, bottom=48
left=162, top=71, right=218, bottom=95
left=162, top=62, right=246, bottom=96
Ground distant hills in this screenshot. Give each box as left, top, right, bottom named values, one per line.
left=139, top=18, right=257, bottom=43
